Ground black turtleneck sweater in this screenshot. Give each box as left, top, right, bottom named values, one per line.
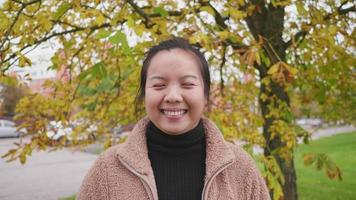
left=146, top=120, right=206, bottom=200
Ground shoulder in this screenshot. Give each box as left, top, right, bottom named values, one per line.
left=226, top=142, right=256, bottom=169
left=224, top=142, right=270, bottom=200
left=77, top=145, right=125, bottom=200
left=80, top=145, right=122, bottom=181
left=224, top=142, right=263, bottom=181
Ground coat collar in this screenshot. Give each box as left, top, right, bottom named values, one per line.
left=116, top=116, right=235, bottom=180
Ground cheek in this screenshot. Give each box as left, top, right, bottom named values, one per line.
left=184, top=91, right=206, bottom=109
left=145, top=91, right=162, bottom=110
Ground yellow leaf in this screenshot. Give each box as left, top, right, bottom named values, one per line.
left=255, top=51, right=261, bottom=65
left=229, top=8, right=246, bottom=20
left=218, top=31, right=230, bottom=40
left=200, top=6, right=215, bottom=16
left=95, top=13, right=105, bottom=25
left=268, top=63, right=280, bottom=75
left=19, top=55, right=32, bottom=67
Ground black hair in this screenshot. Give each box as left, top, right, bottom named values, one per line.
left=135, top=37, right=211, bottom=116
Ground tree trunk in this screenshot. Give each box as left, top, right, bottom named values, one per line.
left=244, top=2, right=298, bottom=199
left=259, top=82, right=298, bottom=200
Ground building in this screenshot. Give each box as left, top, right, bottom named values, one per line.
left=8, top=42, right=69, bottom=96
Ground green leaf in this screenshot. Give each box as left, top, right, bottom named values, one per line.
left=108, top=32, right=121, bottom=44
left=153, top=7, right=168, bottom=17
left=92, top=62, right=107, bottom=78
left=109, top=31, right=131, bottom=55
left=96, top=29, right=111, bottom=39
left=53, top=3, right=71, bottom=20
left=78, top=62, right=107, bottom=80
left=127, top=16, right=135, bottom=27
left=85, top=101, right=97, bottom=112
left=78, top=85, right=97, bottom=96
left=97, top=76, right=114, bottom=93
left=200, top=6, right=215, bottom=16
left=0, top=12, right=10, bottom=30
left=296, top=2, right=307, bottom=15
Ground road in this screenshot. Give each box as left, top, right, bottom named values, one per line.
left=0, top=138, right=98, bottom=200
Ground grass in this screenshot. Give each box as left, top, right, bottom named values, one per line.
left=58, top=195, right=76, bottom=200
left=295, top=131, right=356, bottom=200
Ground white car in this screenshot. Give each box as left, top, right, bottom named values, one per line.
left=0, top=119, right=22, bottom=138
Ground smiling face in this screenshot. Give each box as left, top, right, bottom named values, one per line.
left=145, top=48, right=206, bottom=135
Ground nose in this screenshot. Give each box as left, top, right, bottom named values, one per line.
left=164, top=86, right=183, bottom=103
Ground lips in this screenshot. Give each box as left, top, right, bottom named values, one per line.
left=160, top=109, right=188, bottom=116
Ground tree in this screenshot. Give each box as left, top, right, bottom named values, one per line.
left=0, top=77, right=28, bottom=117
left=0, top=0, right=354, bottom=199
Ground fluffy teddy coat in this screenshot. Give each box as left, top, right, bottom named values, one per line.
left=78, top=117, right=270, bottom=200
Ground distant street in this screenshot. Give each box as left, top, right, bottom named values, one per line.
left=0, top=138, right=98, bottom=200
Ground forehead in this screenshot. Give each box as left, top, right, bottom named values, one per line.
left=147, top=48, right=202, bottom=78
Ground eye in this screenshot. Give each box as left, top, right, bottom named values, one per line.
left=182, top=83, right=196, bottom=88
left=152, top=84, right=166, bottom=89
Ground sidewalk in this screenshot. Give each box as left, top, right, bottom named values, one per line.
left=250, top=125, right=356, bottom=154
left=0, top=138, right=98, bottom=200
left=308, top=125, right=356, bottom=140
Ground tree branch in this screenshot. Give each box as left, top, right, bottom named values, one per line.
left=194, top=1, right=247, bottom=52
left=286, top=2, right=355, bottom=48
left=338, top=5, right=355, bottom=15
left=285, top=30, right=308, bottom=48
left=244, top=0, right=268, bottom=40
left=219, top=45, right=226, bottom=96
left=127, top=0, right=154, bottom=28
left=198, top=1, right=228, bottom=30
left=0, top=0, right=41, bottom=51
left=127, top=1, right=183, bottom=28
left=148, top=10, right=182, bottom=18
left=325, top=2, right=355, bottom=20
left=1, top=23, right=111, bottom=72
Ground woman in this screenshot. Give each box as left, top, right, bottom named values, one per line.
left=78, top=38, right=270, bottom=200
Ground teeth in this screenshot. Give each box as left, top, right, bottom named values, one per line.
left=163, top=110, right=186, bottom=116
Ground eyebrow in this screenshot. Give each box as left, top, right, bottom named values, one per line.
left=149, top=76, right=166, bottom=81
left=149, top=75, right=198, bottom=81
left=180, top=75, right=198, bottom=80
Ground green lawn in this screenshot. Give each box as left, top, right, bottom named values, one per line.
left=295, top=132, right=356, bottom=200
left=58, top=195, right=75, bottom=200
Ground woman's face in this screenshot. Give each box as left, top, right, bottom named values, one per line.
left=145, top=48, right=206, bottom=135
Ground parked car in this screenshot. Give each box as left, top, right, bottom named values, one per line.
left=296, top=118, right=323, bottom=128
left=0, top=119, right=22, bottom=138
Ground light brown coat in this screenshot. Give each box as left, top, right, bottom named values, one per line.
left=78, top=117, right=270, bottom=200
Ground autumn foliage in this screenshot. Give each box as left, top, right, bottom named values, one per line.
left=0, top=0, right=355, bottom=199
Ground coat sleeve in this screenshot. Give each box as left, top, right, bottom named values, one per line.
left=246, top=164, right=271, bottom=200
left=230, top=144, right=271, bottom=200
left=77, top=156, right=109, bottom=200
